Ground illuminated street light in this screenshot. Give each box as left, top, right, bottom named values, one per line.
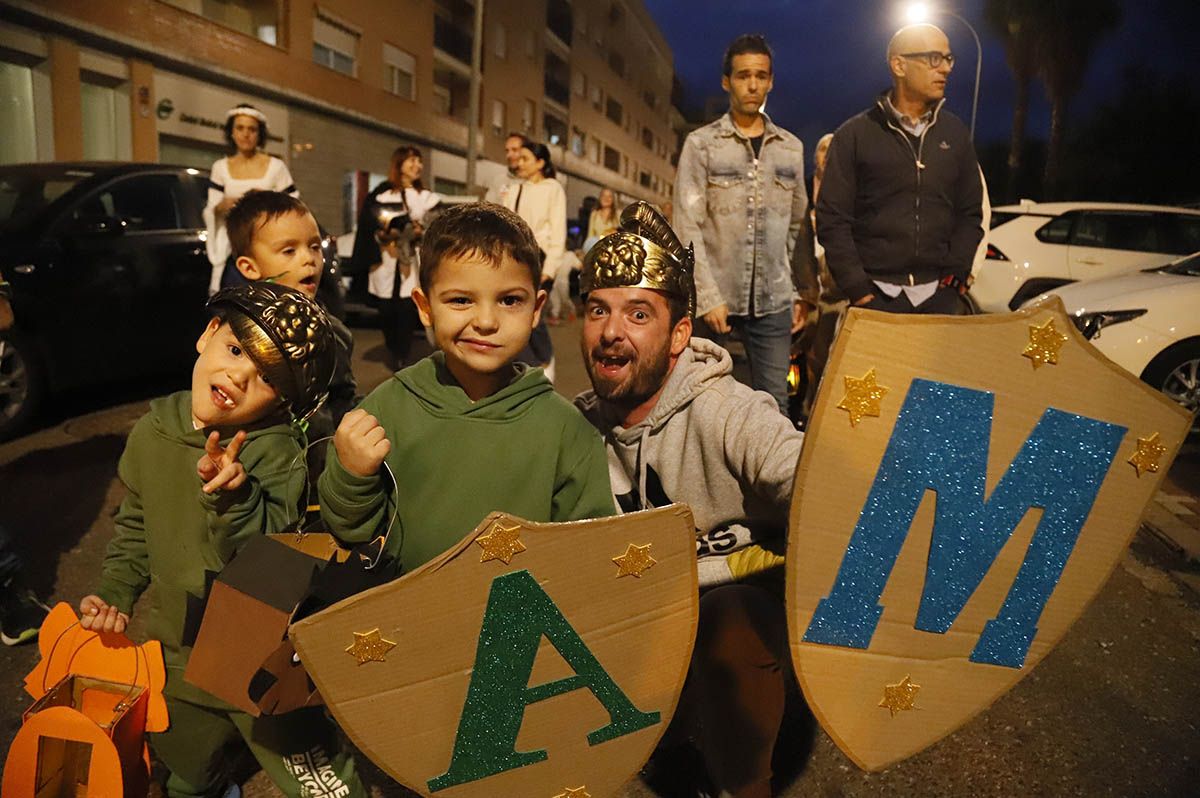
left=902, top=2, right=981, bottom=140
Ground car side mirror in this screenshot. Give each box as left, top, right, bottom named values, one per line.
left=72, top=214, right=125, bottom=236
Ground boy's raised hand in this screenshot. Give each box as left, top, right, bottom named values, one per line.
left=79, top=595, right=130, bottom=634
left=198, top=430, right=248, bottom=494
left=334, top=409, right=391, bottom=477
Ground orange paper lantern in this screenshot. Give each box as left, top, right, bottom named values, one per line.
left=2, top=603, right=168, bottom=798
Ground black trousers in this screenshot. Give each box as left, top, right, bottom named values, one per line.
left=380, top=296, right=421, bottom=365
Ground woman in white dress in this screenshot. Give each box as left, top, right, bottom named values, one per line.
left=502, top=140, right=564, bottom=378
left=203, top=104, right=299, bottom=294
left=366, top=146, right=441, bottom=368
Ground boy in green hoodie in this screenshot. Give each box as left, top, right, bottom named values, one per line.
left=79, top=283, right=367, bottom=798
left=319, top=203, right=614, bottom=573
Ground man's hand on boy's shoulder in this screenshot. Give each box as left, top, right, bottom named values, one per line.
left=79, top=595, right=130, bottom=634
left=334, top=408, right=391, bottom=478
left=197, top=430, right=248, bottom=494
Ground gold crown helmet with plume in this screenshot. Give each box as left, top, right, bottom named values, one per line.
left=580, top=201, right=696, bottom=317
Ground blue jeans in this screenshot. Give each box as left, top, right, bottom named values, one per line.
left=700, top=308, right=792, bottom=415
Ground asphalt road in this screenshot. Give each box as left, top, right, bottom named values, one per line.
left=2, top=320, right=1198, bottom=797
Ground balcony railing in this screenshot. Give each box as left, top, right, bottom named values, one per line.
left=544, top=75, right=570, bottom=107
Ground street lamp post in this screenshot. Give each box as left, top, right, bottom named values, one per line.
left=904, top=3, right=982, bottom=140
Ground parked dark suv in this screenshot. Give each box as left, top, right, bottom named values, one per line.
left=0, top=162, right=343, bottom=441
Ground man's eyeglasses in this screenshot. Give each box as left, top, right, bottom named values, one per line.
left=901, top=51, right=955, bottom=69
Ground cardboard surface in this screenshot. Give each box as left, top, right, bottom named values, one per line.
left=786, top=300, right=1191, bottom=771
left=291, top=506, right=698, bottom=798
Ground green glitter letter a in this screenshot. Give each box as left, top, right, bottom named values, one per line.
left=427, top=569, right=660, bottom=792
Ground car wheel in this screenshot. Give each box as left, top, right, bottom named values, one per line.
left=0, top=331, right=44, bottom=441
left=1141, top=341, right=1200, bottom=434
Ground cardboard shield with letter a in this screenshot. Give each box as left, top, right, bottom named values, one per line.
left=290, top=505, right=698, bottom=798
left=787, top=299, right=1192, bottom=771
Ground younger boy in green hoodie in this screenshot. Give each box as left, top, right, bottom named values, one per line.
left=79, top=283, right=366, bottom=798
left=319, top=203, right=614, bottom=573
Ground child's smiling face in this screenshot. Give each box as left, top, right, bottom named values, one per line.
left=190, top=318, right=282, bottom=429
left=413, top=251, right=545, bottom=401
left=237, top=210, right=324, bottom=298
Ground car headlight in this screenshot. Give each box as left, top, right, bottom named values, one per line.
left=1072, top=309, right=1147, bottom=340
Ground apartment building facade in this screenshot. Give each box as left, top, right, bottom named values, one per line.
left=0, top=0, right=678, bottom=233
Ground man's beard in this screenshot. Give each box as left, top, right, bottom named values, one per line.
left=584, top=338, right=672, bottom=409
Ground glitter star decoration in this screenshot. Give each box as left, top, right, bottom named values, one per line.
left=553, top=788, right=591, bottom=798
left=612, top=543, right=657, bottom=578
left=345, top=628, right=396, bottom=665
left=1021, top=318, right=1069, bottom=369
left=878, top=674, right=921, bottom=717
left=836, top=368, right=889, bottom=426
left=475, top=521, right=527, bottom=564
left=1128, top=432, right=1167, bottom=477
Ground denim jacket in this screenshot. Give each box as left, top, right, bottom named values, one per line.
left=674, top=112, right=807, bottom=317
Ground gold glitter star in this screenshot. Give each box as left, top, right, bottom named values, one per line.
left=836, top=368, right=889, bottom=426
left=878, top=674, right=921, bottom=717
left=1022, top=318, right=1069, bottom=369
left=1128, top=432, right=1167, bottom=477
left=553, top=788, right=591, bottom=798
left=345, top=629, right=396, bottom=665
left=612, top=543, right=657, bottom=578
left=475, top=521, right=527, bottom=564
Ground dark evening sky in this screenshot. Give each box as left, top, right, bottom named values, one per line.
left=643, top=0, right=1199, bottom=158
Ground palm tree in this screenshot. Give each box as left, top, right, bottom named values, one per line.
left=983, top=0, right=1042, bottom=202
left=1036, top=0, right=1121, bottom=197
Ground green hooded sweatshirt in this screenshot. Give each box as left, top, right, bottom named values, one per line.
left=319, top=354, right=615, bottom=574
left=96, top=391, right=305, bottom=706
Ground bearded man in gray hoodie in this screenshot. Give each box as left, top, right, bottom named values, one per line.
left=575, top=202, right=805, bottom=798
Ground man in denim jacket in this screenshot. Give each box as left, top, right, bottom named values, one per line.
left=673, top=34, right=808, bottom=415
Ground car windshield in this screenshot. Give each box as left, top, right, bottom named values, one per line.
left=1161, top=252, right=1200, bottom=276
left=0, top=167, right=95, bottom=233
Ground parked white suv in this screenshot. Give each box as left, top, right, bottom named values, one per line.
left=971, top=201, right=1200, bottom=312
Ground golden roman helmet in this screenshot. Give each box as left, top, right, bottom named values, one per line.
left=580, top=201, right=695, bottom=317
left=207, top=283, right=336, bottom=423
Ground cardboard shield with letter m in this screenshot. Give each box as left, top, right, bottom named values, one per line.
left=290, top=506, right=698, bottom=798
left=787, top=299, right=1191, bottom=771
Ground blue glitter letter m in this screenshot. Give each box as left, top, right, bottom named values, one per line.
left=802, top=379, right=1125, bottom=668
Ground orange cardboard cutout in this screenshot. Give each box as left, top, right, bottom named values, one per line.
left=787, top=300, right=1191, bottom=771
left=3, top=603, right=168, bottom=797
left=291, top=506, right=698, bottom=798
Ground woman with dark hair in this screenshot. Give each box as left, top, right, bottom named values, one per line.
left=364, top=146, right=441, bottom=368
left=203, top=103, right=298, bottom=293
left=502, top=141, right=565, bottom=376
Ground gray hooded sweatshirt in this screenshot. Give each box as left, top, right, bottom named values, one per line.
left=575, top=337, right=804, bottom=587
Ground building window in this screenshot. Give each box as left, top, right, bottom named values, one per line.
left=80, top=74, right=131, bottom=161
left=603, top=144, right=620, bottom=172
left=570, top=127, right=585, bottom=157
left=590, top=85, right=603, bottom=111
left=433, top=67, right=469, bottom=122
left=491, top=99, right=506, bottom=136
left=493, top=23, right=507, bottom=58
left=546, top=0, right=573, bottom=45
left=639, top=170, right=652, bottom=188
left=577, top=11, right=587, bottom=35
left=313, top=12, right=358, bottom=76
left=162, top=0, right=279, bottom=46
left=588, top=137, right=600, bottom=164
left=383, top=44, right=416, bottom=100
left=641, top=126, right=653, bottom=149
left=605, top=97, right=622, bottom=125
left=0, top=59, right=38, bottom=164
left=572, top=70, right=585, bottom=97
left=525, top=30, right=536, bottom=58
left=543, top=111, right=567, bottom=146
left=522, top=99, right=536, bottom=132
left=544, top=51, right=569, bottom=107
left=608, top=50, right=625, bottom=78
left=642, top=88, right=657, bottom=109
